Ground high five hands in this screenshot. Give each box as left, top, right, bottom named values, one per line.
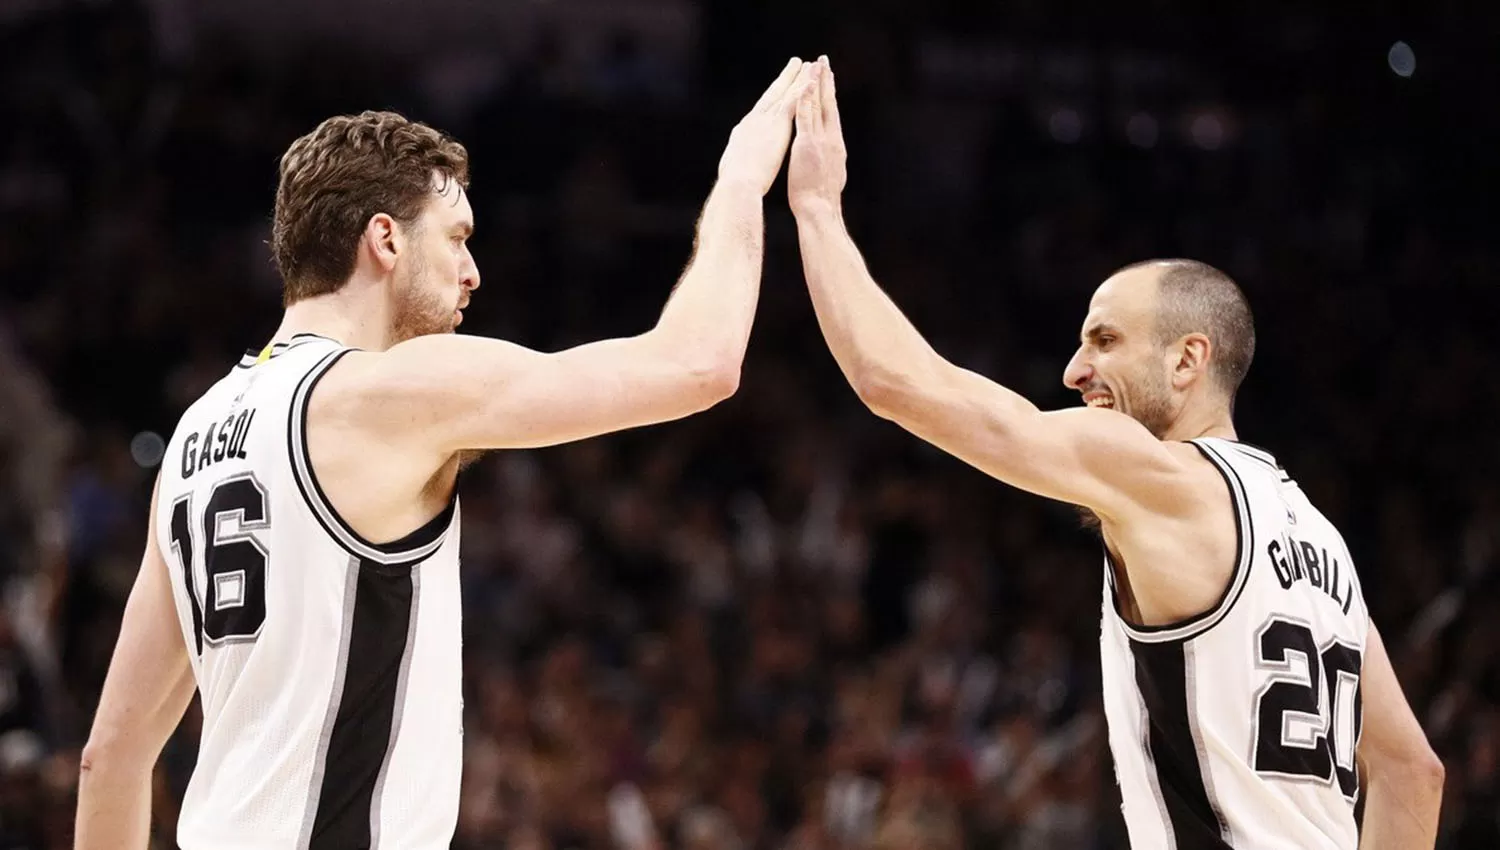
left=788, top=56, right=847, bottom=217
left=717, top=57, right=815, bottom=196
left=718, top=55, right=847, bottom=210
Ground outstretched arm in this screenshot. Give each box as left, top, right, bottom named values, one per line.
left=326, top=59, right=816, bottom=459
left=76, top=476, right=197, bottom=850
left=787, top=58, right=1188, bottom=520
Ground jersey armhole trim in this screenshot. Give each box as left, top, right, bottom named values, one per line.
left=1112, top=439, right=1255, bottom=644
left=287, top=348, right=456, bottom=567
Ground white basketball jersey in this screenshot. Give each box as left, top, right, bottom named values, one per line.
left=1101, top=438, right=1369, bottom=850
left=155, top=334, right=464, bottom=850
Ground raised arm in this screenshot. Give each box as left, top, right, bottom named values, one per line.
left=325, top=59, right=813, bottom=458
left=76, top=475, right=197, bottom=850
left=1356, top=624, right=1445, bottom=849
left=786, top=58, right=1187, bottom=520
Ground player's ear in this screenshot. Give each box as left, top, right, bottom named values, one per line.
left=1172, top=332, right=1212, bottom=389
left=365, top=213, right=401, bottom=273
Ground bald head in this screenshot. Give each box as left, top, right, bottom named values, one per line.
left=1097, top=259, right=1255, bottom=400
left=1120, top=259, right=1256, bottom=399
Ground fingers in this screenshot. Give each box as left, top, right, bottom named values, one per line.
left=818, top=55, right=842, bottom=136
left=795, top=72, right=817, bottom=134
left=755, top=57, right=805, bottom=112
left=783, top=63, right=817, bottom=116
left=752, top=54, right=837, bottom=125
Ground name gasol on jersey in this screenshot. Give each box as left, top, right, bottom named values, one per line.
left=1266, top=532, right=1354, bottom=615
left=181, top=407, right=258, bottom=479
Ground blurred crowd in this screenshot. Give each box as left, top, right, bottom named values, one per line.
left=0, top=2, right=1496, bottom=849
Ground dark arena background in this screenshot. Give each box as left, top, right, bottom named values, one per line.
left=1, top=1, right=1496, bottom=848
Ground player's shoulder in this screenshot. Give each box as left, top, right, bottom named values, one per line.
left=308, top=334, right=528, bottom=413
left=1184, top=436, right=1280, bottom=465
left=165, top=339, right=339, bottom=451
left=291, top=343, right=437, bottom=451
left=1179, top=437, right=1290, bottom=484
left=168, top=369, right=245, bottom=437
left=1101, top=436, right=1256, bottom=530
left=296, top=346, right=387, bottom=420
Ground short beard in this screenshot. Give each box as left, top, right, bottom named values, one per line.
left=1133, top=400, right=1174, bottom=440
left=1126, top=365, right=1176, bottom=439
left=390, top=255, right=453, bottom=344
left=1077, top=367, right=1173, bottom=535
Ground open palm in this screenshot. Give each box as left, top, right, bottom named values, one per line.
left=788, top=57, right=848, bottom=215
left=718, top=58, right=816, bottom=196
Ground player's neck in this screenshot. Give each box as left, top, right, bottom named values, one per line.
left=273, top=286, right=396, bottom=352
left=1164, top=403, right=1237, bottom=444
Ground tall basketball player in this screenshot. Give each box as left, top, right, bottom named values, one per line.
left=75, top=59, right=816, bottom=850
left=787, top=57, right=1444, bottom=848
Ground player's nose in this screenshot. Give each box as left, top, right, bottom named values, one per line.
left=1062, top=349, right=1092, bottom=390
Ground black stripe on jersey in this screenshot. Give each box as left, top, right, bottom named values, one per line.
left=297, top=558, right=360, bottom=849
left=1110, top=440, right=1255, bottom=644
left=286, top=349, right=456, bottom=567
left=308, top=559, right=418, bottom=850
left=1132, top=640, right=1233, bottom=849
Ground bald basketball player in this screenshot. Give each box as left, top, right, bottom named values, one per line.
left=786, top=56, right=1443, bottom=850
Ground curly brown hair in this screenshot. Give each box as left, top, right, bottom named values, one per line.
left=271, top=110, right=470, bottom=305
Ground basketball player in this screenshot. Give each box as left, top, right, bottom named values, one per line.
left=75, top=58, right=816, bottom=850
left=786, top=57, right=1444, bottom=848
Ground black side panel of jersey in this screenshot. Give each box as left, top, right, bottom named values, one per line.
left=1132, top=640, right=1233, bottom=849
left=309, top=560, right=416, bottom=849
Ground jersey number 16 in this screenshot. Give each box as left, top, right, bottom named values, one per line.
left=168, top=475, right=271, bottom=655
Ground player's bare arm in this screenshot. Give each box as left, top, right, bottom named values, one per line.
left=1355, top=625, right=1445, bottom=849
left=76, top=475, right=198, bottom=850
left=318, top=61, right=812, bottom=457
left=787, top=58, right=1199, bottom=525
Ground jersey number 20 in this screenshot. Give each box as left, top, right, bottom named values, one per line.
left=1252, top=618, right=1363, bottom=799
left=168, top=475, right=270, bottom=655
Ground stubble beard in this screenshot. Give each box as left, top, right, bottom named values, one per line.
left=391, top=259, right=455, bottom=344
left=1128, top=368, right=1176, bottom=441
left=1075, top=368, right=1175, bottom=535
left=393, top=260, right=480, bottom=469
